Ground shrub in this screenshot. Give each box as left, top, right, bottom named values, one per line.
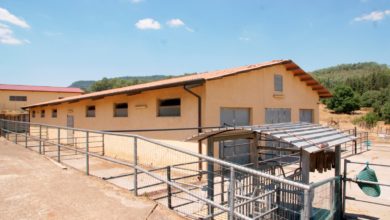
left=352, top=112, right=379, bottom=129
left=327, top=86, right=360, bottom=114
left=361, top=90, right=381, bottom=107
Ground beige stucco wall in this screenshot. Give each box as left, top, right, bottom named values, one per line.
left=28, top=64, right=321, bottom=164
left=203, top=65, right=320, bottom=126
left=30, top=86, right=205, bottom=140
left=0, top=90, right=82, bottom=112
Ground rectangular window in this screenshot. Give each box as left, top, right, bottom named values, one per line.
left=52, top=109, right=57, bottom=118
left=41, top=110, right=45, bottom=118
left=86, top=105, right=96, bottom=117
left=274, top=74, right=283, bottom=92
left=158, top=98, right=181, bottom=117
left=9, top=96, right=27, bottom=101
left=32, top=110, right=35, bottom=118
left=299, top=109, right=314, bottom=123
left=114, top=103, right=128, bottom=117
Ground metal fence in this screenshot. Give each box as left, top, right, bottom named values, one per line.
left=341, top=128, right=369, bottom=156
left=0, top=119, right=340, bottom=220
left=342, top=160, right=390, bottom=218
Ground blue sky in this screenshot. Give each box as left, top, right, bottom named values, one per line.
left=0, top=0, right=389, bottom=87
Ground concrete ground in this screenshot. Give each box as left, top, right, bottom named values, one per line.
left=310, top=142, right=390, bottom=219
left=0, top=137, right=184, bottom=220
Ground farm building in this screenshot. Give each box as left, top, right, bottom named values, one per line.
left=0, top=84, right=84, bottom=121
left=23, top=59, right=331, bottom=141
left=21, top=59, right=333, bottom=164
left=4, top=60, right=369, bottom=219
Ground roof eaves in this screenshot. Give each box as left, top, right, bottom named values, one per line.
left=22, top=78, right=205, bottom=109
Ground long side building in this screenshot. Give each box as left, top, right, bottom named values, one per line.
left=23, top=59, right=331, bottom=141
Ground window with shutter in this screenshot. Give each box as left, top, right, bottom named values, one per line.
left=274, top=74, right=283, bottom=92
left=52, top=109, right=57, bottom=118
left=86, top=106, right=96, bottom=117
left=114, top=103, right=128, bottom=117
left=158, top=98, right=181, bottom=117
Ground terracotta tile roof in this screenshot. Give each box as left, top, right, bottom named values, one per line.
left=23, top=59, right=331, bottom=109
left=0, top=84, right=84, bottom=93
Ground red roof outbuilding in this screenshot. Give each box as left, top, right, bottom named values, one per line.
left=0, top=84, right=84, bottom=93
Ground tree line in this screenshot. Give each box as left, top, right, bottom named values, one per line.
left=312, top=62, right=390, bottom=126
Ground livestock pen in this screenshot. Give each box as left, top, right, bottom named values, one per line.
left=0, top=119, right=368, bottom=219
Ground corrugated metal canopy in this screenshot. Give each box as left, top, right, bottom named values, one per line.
left=187, top=123, right=356, bottom=153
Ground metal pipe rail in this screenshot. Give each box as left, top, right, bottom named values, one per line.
left=0, top=119, right=310, bottom=190
left=1, top=127, right=251, bottom=220
left=342, top=159, right=390, bottom=217
left=346, top=178, right=390, bottom=187
left=1, top=119, right=318, bottom=220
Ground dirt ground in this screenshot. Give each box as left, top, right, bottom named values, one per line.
left=0, top=137, right=183, bottom=220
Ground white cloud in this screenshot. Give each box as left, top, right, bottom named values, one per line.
left=167, top=19, right=185, bottom=27
left=0, top=7, right=30, bottom=28
left=166, top=18, right=194, bottom=32
left=0, top=23, right=26, bottom=45
left=135, top=18, right=161, bottom=30
left=354, top=10, right=390, bottom=22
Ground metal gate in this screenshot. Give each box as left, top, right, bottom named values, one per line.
left=220, top=108, right=251, bottom=165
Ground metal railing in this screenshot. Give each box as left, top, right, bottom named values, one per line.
left=0, top=119, right=339, bottom=220
left=341, top=128, right=369, bottom=156
left=342, top=159, right=390, bottom=218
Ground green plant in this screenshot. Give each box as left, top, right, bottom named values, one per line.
left=352, top=112, right=379, bottom=129
left=361, top=90, right=381, bottom=107
left=381, top=103, right=390, bottom=124
left=326, top=86, right=360, bottom=114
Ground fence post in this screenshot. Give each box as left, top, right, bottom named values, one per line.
left=15, top=121, right=18, bottom=144
left=221, top=170, right=225, bottom=204
left=302, top=188, right=312, bottom=220
left=133, top=137, right=138, bottom=196
left=39, top=125, right=42, bottom=154
left=276, top=185, right=281, bottom=217
left=228, top=167, right=235, bottom=220
left=25, top=123, right=28, bottom=148
left=57, top=128, right=61, bottom=162
left=167, top=165, right=172, bottom=209
left=353, top=127, right=357, bottom=154
left=102, top=133, right=105, bottom=156
left=207, top=137, right=215, bottom=217
left=6, top=121, right=9, bottom=140
left=342, top=159, right=349, bottom=218
left=86, top=131, right=89, bottom=175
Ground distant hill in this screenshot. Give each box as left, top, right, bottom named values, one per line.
left=69, top=80, right=95, bottom=91
left=69, top=74, right=195, bottom=92
left=311, top=62, right=390, bottom=94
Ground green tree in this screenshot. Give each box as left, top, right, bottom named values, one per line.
left=361, top=90, right=381, bottom=107
left=89, top=78, right=115, bottom=92
left=381, top=103, right=390, bottom=124
left=326, top=86, right=360, bottom=114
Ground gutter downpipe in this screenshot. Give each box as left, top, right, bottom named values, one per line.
left=184, top=84, right=203, bottom=179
